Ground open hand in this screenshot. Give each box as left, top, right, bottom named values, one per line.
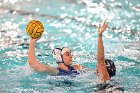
left=98, top=21, right=108, bottom=36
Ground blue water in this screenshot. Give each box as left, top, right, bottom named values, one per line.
left=0, top=0, right=140, bottom=93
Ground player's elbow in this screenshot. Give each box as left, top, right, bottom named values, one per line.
left=28, top=54, right=36, bottom=60
left=28, top=58, right=36, bottom=66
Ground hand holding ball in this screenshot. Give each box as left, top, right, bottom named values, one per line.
left=26, top=20, right=44, bottom=39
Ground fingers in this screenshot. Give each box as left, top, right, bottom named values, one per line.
left=103, top=21, right=106, bottom=27
left=102, top=21, right=108, bottom=31
left=99, top=24, right=101, bottom=28
left=98, top=21, right=108, bottom=35
left=30, top=37, right=38, bottom=42
left=105, top=22, right=108, bottom=28
left=98, top=24, right=101, bottom=31
left=103, top=21, right=108, bottom=28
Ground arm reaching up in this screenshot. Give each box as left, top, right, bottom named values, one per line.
left=28, top=38, right=59, bottom=75
left=96, top=21, right=110, bottom=83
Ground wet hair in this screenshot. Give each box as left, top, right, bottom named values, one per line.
left=105, top=59, right=116, bottom=77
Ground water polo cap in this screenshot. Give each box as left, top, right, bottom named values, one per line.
left=105, top=59, right=116, bottom=77
left=52, top=47, right=70, bottom=64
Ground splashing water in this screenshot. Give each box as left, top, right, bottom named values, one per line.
left=0, top=0, right=140, bottom=92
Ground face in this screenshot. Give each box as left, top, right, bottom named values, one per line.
left=62, top=51, right=73, bottom=66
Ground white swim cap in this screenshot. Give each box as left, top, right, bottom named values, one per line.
left=52, top=47, right=70, bottom=63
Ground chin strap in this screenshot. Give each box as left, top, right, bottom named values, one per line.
left=57, top=61, right=70, bottom=67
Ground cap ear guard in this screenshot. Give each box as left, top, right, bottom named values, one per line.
left=105, top=59, right=116, bottom=77
left=52, top=48, right=63, bottom=63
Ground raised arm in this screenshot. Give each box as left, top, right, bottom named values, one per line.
left=96, top=21, right=110, bottom=83
left=28, top=38, right=59, bottom=75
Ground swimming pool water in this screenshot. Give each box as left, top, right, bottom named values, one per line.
left=0, top=0, right=140, bottom=93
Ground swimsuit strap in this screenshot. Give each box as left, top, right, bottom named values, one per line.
left=57, top=66, right=79, bottom=76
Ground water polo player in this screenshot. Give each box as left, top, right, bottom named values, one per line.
left=27, top=21, right=116, bottom=83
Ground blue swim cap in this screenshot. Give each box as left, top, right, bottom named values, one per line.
left=105, top=59, right=116, bottom=77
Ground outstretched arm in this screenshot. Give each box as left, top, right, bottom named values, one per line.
left=28, top=38, right=59, bottom=75
left=96, top=21, right=110, bottom=83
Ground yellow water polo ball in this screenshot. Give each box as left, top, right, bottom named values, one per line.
left=26, top=20, right=44, bottom=39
